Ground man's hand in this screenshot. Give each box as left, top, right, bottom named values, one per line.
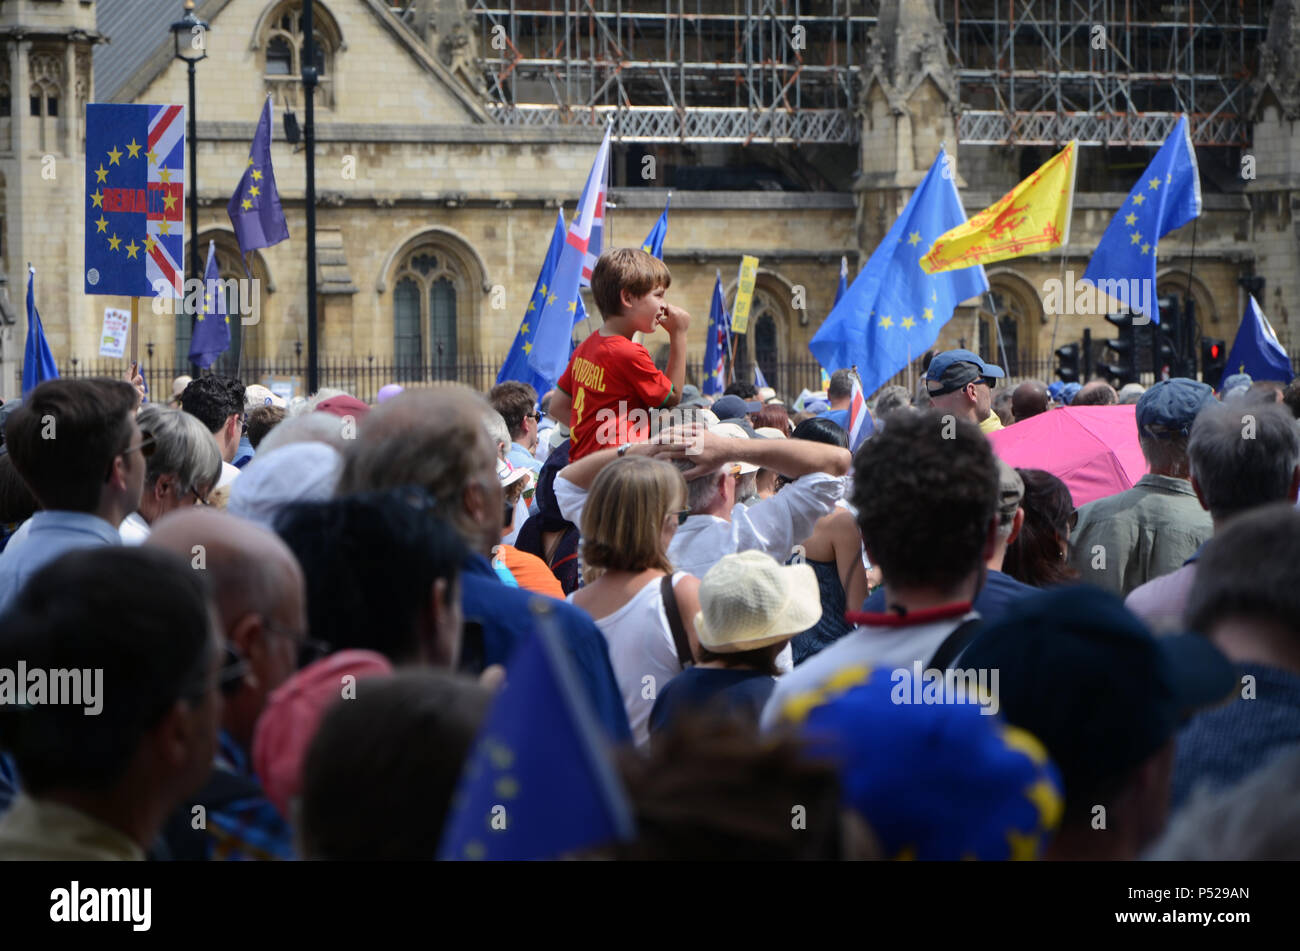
left=125, top=361, right=146, bottom=405
left=657, top=303, right=691, bottom=336
left=650, top=426, right=731, bottom=479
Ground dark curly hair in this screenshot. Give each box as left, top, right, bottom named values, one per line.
left=849, top=410, right=997, bottom=591
left=179, top=375, right=245, bottom=435
left=1002, top=468, right=1079, bottom=588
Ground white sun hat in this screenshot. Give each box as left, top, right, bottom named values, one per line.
left=694, top=550, right=823, bottom=653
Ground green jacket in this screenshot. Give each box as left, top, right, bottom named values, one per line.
left=1069, top=474, right=1212, bottom=598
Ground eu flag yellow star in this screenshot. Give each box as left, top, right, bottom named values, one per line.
left=91, top=190, right=104, bottom=209
left=126, top=138, right=142, bottom=159
left=1148, top=177, right=1161, bottom=190
left=526, top=300, right=536, bottom=312
left=879, top=315, right=894, bottom=329
left=1130, top=231, right=1142, bottom=245
left=520, top=323, right=529, bottom=334
left=249, top=185, right=260, bottom=198
left=159, top=220, right=171, bottom=235
left=641, top=244, right=651, bottom=253
left=125, top=239, right=140, bottom=260
left=251, top=168, right=263, bottom=181
left=163, top=193, right=177, bottom=211
left=567, top=300, right=577, bottom=313
left=94, top=164, right=108, bottom=183
left=522, top=341, right=533, bottom=354
left=901, top=316, right=916, bottom=330
left=1132, top=192, right=1146, bottom=206
left=107, top=233, right=122, bottom=251
left=146, top=148, right=158, bottom=165
left=143, top=234, right=157, bottom=253
left=1141, top=243, right=1151, bottom=255
left=95, top=215, right=108, bottom=233
left=107, top=145, right=123, bottom=166
left=1124, top=212, right=1137, bottom=226
left=546, top=294, right=556, bottom=305
left=907, top=231, right=921, bottom=246
left=922, top=307, right=934, bottom=322
left=242, top=199, right=253, bottom=211
left=158, top=166, right=172, bottom=183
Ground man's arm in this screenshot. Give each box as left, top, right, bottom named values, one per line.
left=672, top=430, right=851, bottom=481
left=558, top=437, right=677, bottom=490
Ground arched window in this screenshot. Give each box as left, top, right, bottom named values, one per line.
left=391, top=247, right=463, bottom=381
left=259, top=2, right=339, bottom=109
left=28, top=53, right=63, bottom=154
left=730, top=285, right=786, bottom=394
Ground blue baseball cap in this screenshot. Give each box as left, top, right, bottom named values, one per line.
left=1061, top=381, right=1082, bottom=404
left=799, top=667, right=1065, bottom=861
left=924, top=349, right=1006, bottom=396
left=1135, top=377, right=1215, bottom=438
left=1046, top=381, right=1066, bottom=402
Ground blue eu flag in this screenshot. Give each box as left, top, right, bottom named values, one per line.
left=227, top=99, right=289, bottom=257
left=702, top=272, right=730, bottom=396
left=1082, top=116, right=1200, bottom=323
left=189, top=240, right=230, bottom=369
left=496, top=210, right=587, bottom=393
left=22, top=267, right=59, bottom=397
left=438, top=601, right=635, bottom=860
left=1226, top=296, right=1294, bottom=384
left=809, top=148, right=988, bottom=398
left=640, top=194, right=670, bottom=258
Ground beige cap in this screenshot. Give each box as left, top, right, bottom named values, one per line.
left=709, top=421, right=759, bottom=475
left=693, top=551, right=823, bottom=652
left=754, top=426, right=787, bottom=440
left=245, top=383, right=287, bottom=410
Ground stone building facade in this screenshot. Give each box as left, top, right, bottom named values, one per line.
left=0, top=0, right=1295, bottom=400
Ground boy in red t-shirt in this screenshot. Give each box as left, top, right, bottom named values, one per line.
left=552, top=248, right=691, bottom=461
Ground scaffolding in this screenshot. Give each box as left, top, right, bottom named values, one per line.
left=393, top=1, right=1270, bottom=148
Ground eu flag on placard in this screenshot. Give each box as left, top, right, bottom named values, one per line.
left=1082, top=116, right=1201, bottom=324
left=702, top=272, right=730, bottom=396
left=84, top=104, right=185, bottom=298
left=438, top=601, right=635, bottom=860
left=228, top=99, right=290, bottom=258
left=809, top=148, right=988, bottom=398
left=640, top=195, right=670, bottom=259
left=1226, top=295, right=1294, bottom=384
left=22, top=267, right=59, bottom=397
left=496, top=209, right=565, bottom=393
left=528, top=127, right=611, bottom=383
left=189, top=241, right=231, bottom=369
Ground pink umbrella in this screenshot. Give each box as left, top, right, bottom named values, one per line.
left=986, top=405, right=1146, bottom=507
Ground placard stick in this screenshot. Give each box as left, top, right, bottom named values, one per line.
left=130, top=296, right=140, bottom=367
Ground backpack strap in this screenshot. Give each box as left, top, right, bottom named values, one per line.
left=660, top=574, right=694, bottom=669
left=927, top=617, right=983, bottom=671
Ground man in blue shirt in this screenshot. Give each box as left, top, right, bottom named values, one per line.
left=0, top=379, right=145, bottom=614
left=821, top=368, right=874, bottom=440
left=335, top=387, right=632, bottom=744
left=861, top=458, right=1035, bottom=625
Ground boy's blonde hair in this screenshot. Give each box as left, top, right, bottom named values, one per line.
left=580, top=456, right=686, bottom=583
left=591, top=247, right=672, bottom=320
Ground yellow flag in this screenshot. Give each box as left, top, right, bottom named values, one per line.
left=920, top=141, right=1077, bottom=274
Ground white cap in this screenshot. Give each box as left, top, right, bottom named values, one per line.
left=228, top=442, right=342, bottom=527
left=694, top=551, right=823, bottom=652
left=709, top=421, right=759, bottom=475
left=245, top=383, right=287, bottom=410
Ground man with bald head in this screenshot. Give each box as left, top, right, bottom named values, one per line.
left=1072, top=381, right=1118, bottom=406
left=1011, top=380, right=1050, bottom=422
left=336, top=386, right=631, bottom=743
left=147, top=508, right=306, bottom=860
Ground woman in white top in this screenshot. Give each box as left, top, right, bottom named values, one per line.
left=118, top=405, right=223, bottom=544
left=569, top=456, right=701, bottom=747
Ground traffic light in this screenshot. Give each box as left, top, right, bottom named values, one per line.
left=1054, top=342, right=1081, bottom=383
left=1202, top=337, right=1227, bottom=390
left=1154, top=319, right=1178, bottom=380
left=1102, top=312, right=1139, bottom=387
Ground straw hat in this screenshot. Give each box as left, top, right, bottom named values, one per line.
left=694, top=551, right=823, bottom=652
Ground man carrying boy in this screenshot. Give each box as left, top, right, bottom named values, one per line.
left=549, top=248, right=690, bottom=461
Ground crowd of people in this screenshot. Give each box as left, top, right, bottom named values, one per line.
left=0, top=245, right=1298, bottom=861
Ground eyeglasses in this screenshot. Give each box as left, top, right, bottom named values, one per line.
left=186, top=484, right=211, bottom=506
left=672, top=509, right=691, bottom=526
left=527, top=412, right=543, bottom=422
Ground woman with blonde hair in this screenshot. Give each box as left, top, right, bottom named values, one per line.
left=570, top=456, right=702, bottom=747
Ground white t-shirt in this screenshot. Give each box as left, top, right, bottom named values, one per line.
left=760, top=612, right=979, bottom=732
left=570, top=573, right=689, bottom=748
left=117, top=512, right=150, bottom=546
left=216, top=461, right=241, bottom=490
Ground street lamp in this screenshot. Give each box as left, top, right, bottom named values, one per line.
left=172, top=0, right=209, bottom=377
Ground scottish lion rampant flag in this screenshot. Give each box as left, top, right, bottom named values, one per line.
left=528, top=127, right=612, bottom=383
left=84, top=104, right=185, bottom=298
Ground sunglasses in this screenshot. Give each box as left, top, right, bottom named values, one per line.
left=672, top=508, right=691, bottom=526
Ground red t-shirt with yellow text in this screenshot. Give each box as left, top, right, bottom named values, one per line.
left=557, top=331, right=673, bottom=461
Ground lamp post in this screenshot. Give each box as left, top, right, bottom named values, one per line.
left=302, top=2, right=320, bottom=394
left=171, top=0, right=209, bottom=378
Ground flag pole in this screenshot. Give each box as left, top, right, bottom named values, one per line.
left=130, top=296, right=140, bottom=367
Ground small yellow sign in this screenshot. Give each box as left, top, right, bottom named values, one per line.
left=730, top=255, right=760, bottom=334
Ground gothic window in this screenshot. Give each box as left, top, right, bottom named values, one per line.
left=28, top=53, right=63, bottom=154
left=392, top=247, right=464, bottom=381
left=260, top=2, right=339, bottom=109
left=730, top=286, right=786, bottom=394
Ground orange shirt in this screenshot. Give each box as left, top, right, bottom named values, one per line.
left=557, top=331, right=674, bottom=461
left=494, top=544, right=565, bottom=599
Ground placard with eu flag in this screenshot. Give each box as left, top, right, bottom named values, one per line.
left=84, top=104, right=185, bottom=299
left=438, top=601, right=635, bottom=861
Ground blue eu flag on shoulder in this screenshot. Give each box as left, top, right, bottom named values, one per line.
left=1082, top=115, right=1200, bottom=324
left=22, top=267, right=59, bottom=397
left=438, top=600, right=635, bottom=860
left=640, top=194, right=670, bottom=259
left=702, top=272, right=730, bottom=396
left=189, top=240, right=230, bottom=369
left=1226, top=295, right=1294, bottom=384
left=809, top=148, right=988, bottom=398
